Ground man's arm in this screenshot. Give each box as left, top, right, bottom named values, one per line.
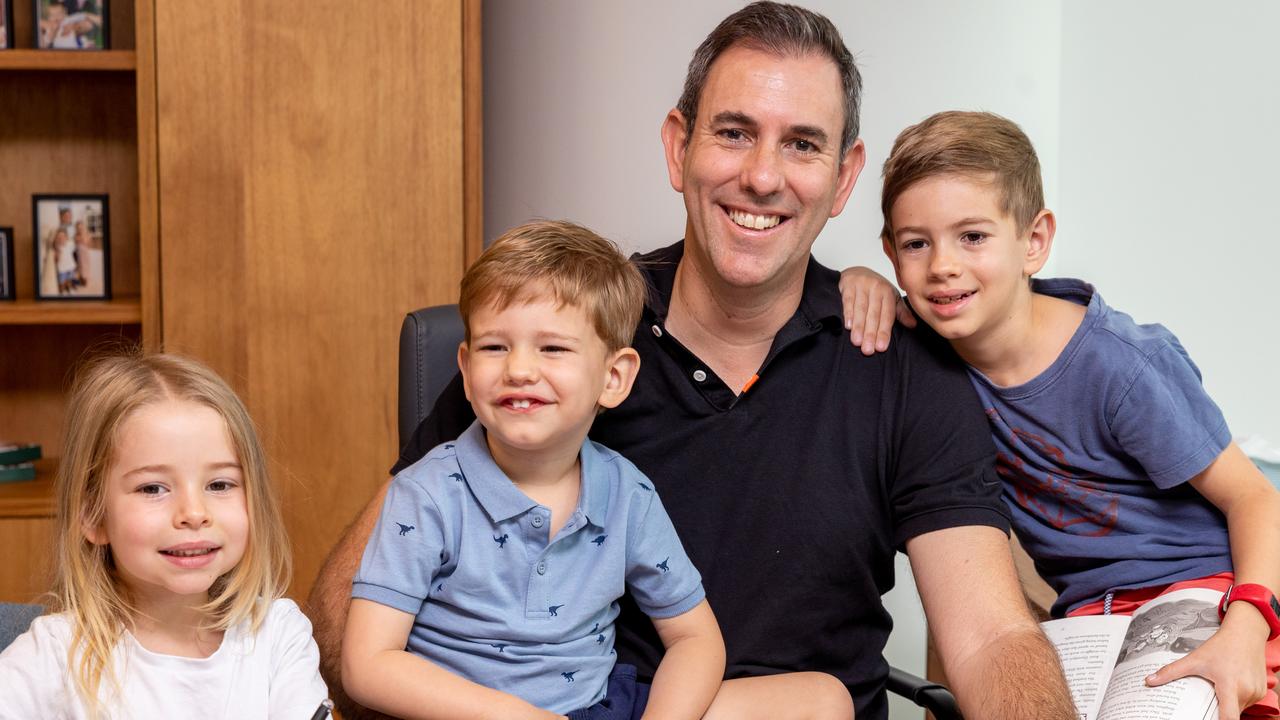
left=306, top=480, right=394, bottom=720
left=309, top=373, right=476, bottom=718
left=908, top=525, right=1076, bottom=719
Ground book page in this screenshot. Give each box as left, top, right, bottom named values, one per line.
left=1042, top=614, right=1131, bottom=720
left=1096, top=588, right=1221, bottom=720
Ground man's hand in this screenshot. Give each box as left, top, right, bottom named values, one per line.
left=838, top=266, right=913, bottom=356
left=1146, top=607, right=1270, bottom=719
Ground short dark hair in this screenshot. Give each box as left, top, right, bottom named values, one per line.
left=676, top=1, right=862, bottom=156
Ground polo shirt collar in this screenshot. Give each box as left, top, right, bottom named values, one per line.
left=635, top=240, right=842, bottom=334
left=454, top=420, right=609, bottom=528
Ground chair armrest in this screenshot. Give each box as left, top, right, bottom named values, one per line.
left=886, top=665, right=963, bottom=720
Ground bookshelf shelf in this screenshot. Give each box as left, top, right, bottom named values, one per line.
left=0, top=459, right=56, bottom=519
left=0, top=298, right=142, bottom=325
left=0, top=50, right=137, bottom=71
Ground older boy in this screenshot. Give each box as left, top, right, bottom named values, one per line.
left=872, top=110, right=1280, bottom=719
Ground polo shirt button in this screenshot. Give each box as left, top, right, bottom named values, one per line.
left=536, top=561, right=547, bottom=575
left=693, top=369, right=707, bottom=382
left=531, top=515, right=544, bottom=528
left=651, top=325, right=663, bottom=337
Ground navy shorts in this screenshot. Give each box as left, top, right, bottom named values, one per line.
left=566, top=664, right=650, bottom=720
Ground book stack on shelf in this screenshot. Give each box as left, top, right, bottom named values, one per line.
left=0, top=443, right=41, bottom=483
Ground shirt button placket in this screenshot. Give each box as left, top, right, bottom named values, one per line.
left=526, top=510, right=552, bottom=617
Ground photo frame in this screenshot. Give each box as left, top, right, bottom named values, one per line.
left=2, top=0, right=14, bottom=50
left=32, top=194, right=110, bottom=300
left=33, top=0, right=108, bottom=50
left=0, top=228, right=14, bottom=300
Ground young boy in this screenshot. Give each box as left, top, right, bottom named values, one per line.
left=864, top=111, right=1280, bottom=718
left=342, top=221, right=723, bottom=720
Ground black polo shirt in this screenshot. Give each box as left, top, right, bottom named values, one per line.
left=393, top=241, right=1008, bottom=720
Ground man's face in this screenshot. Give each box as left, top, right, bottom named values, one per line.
left=662, top=45, right=864, bottom=292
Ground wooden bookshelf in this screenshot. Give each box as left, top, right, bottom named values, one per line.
left=0, top=50, right=136, bottom=71
left=0, top=0, right=151, bottom=603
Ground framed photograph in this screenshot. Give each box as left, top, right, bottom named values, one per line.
left=0, top=228, right=14, bottom=301
left=2, top=0, right=14, bottom=50
left=32, top=194, right=110, bottom=300
left=34, top=0, right=108, bottom=50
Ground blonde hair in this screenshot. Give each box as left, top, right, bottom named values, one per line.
left=459, top=220, right=645, bottom=352
left=881, top=110, right=1045, bottom=242
left=53, top=351, right=290, bottom=714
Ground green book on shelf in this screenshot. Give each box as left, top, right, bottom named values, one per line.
left=0, top=463, right=37, bottom=484
left=0, top=443, right=42, bottom=466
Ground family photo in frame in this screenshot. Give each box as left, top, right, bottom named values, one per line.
left=34, top=0, right=107, bottom=50
left=0, top=228, right=14, bottom=301
left=2, top=0, right=14, bottom=50
left=33, top=195, right=110, bottom=300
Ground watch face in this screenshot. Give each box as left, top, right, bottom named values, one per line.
left=1271, top=595, right=1280, bottom=616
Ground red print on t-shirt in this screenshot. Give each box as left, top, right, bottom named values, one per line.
left=990, top=414, right=1119, bottom=537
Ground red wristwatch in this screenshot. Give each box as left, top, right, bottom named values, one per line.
left=1218, top=583, right=1280, bottom=640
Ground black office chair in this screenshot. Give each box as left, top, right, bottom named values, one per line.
left=397, top=304, right=962, bottom=720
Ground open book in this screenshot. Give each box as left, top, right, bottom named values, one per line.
left=1041, top=587, right=1221, bottom=720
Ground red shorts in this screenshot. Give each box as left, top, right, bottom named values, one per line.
left=1069, top=572, right=1279, bottom=717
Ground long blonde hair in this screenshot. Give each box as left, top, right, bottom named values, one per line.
left=53, top=351, right=291, bottom=713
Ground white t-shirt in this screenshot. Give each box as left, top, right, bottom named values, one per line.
left=0, top=599, right=328, bottom=720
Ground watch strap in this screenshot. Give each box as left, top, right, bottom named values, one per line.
left=1218, top=583, right=1280, bottom=640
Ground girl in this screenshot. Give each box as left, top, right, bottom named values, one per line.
left=0, top=352, right=328, bottom=718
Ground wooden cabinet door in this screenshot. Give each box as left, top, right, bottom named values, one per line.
left=153, top=0, right=479, bottom=599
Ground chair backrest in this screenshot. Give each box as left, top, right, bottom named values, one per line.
left=0, top=602, right=43, bottom=651
left=397, top=304, right=465, bottom=448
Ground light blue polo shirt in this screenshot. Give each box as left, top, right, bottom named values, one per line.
left=353, top=420, right=705, bottom=713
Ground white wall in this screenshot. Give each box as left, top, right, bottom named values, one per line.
left=1057, top=1, right=1280, bottom=444
left=484, top=2, right=1280, bottom=715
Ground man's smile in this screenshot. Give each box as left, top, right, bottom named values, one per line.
left=726, top=207, right=785, bottom=231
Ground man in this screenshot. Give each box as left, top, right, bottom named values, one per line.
left=309, top=3, right=1075, bottom=718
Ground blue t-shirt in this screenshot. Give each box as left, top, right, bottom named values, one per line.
left=966, top=279, right=1232, bottom=616
left=353, top=420, right=704, bottom=713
